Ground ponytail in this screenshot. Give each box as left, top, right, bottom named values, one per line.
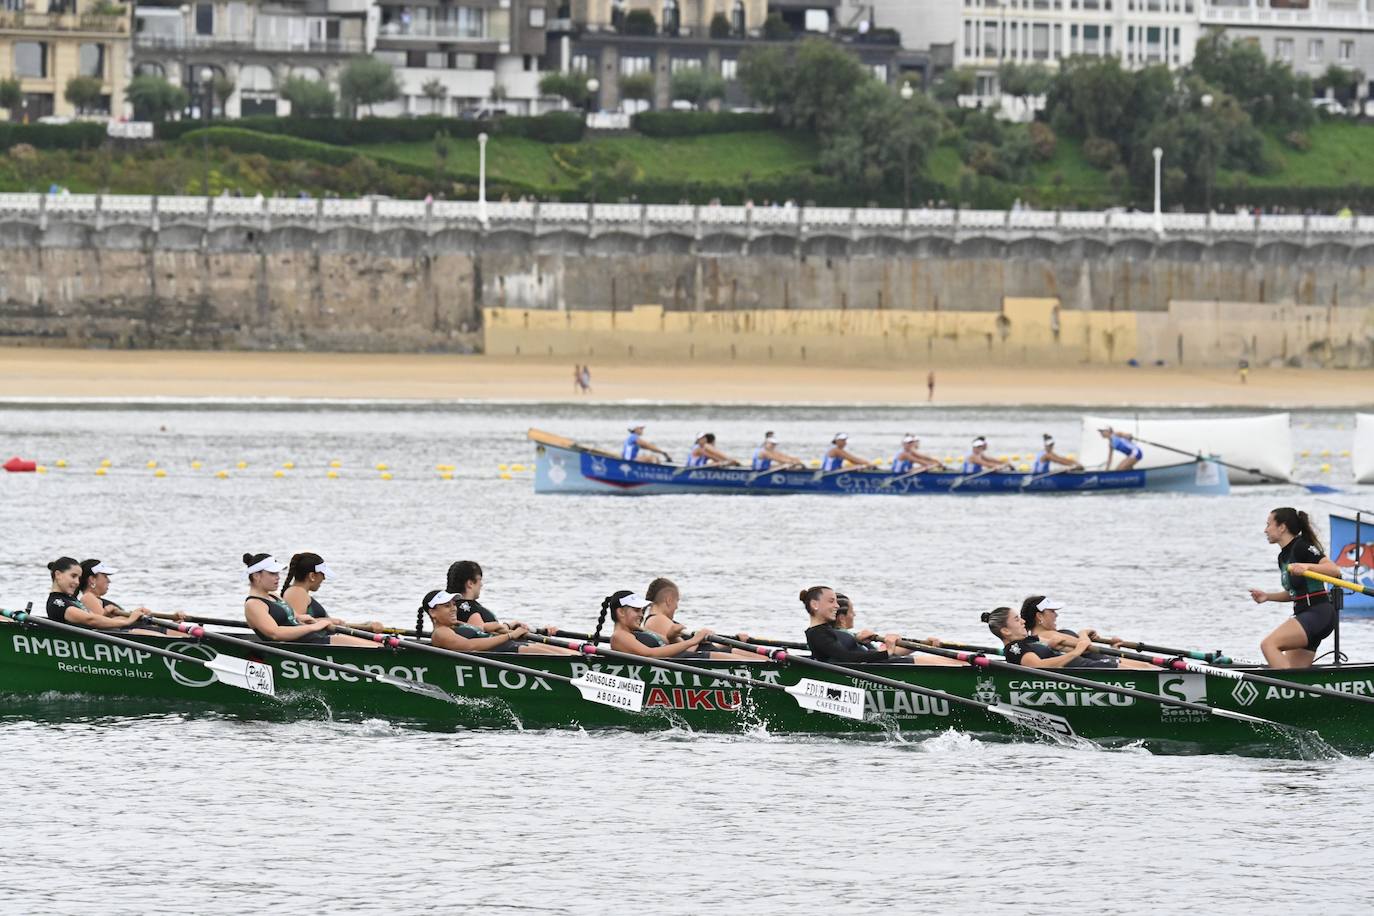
left=1272, top=507, right=1324, bottom=554
left=416, top=604, right=427, bottom=639
left=591, top=595, right=614, bottom=644
left=283, top=552, right=323, bottom=593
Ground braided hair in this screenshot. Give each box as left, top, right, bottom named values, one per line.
left=417, top=589, right=445, bottom=638
left=592, top=590, right=635, bottom=643
left=283, top=552, right=323, bottom=592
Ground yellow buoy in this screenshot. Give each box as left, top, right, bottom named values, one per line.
left=326, top=470, right=339, bottom=479
left=1320, top=449, right=1331, bottom=458
left=1010, top=454, right=1021, bottom=461
left=273, top=470, right=285, bottom=479
left=375, top=462, right=389, bottom=471
left=95, top=468, right=107, bottom=477
left=329, top=460, right=342, bottom=469
left=36, top=465, right=47, bottom=474
left=283, top=461, right=296, bottom=470
left=154, top=469, right=167, bottom=478
left=498, top=463, right=509, bottom=471
left=809, top=460, right=821, bottom=468
left=146, top=460, right=158, bottom=469
left=1066, top=453, right=1076, bottom=460
left=55, top=459, right=67, bottom=468
left=215, top=470, right=229, bottom=479
left=511, top=463, right=526, bottom=472
left=99, top=458, right=111, bottom=468
left=1018, top=463, right=1030, bottom=471
left=440, top=471, right=454, bottom=481
left=380, top=472, right=393, bottom=481
left=1321, top=463, right=1332, bottom=473
left=499, top=471, right=513, bottom=480
left=1300, top=450, right=1310, bottom=458
left=236, top=461, right=248, bottom=470
left=191, top=460, right=203, bottom=470
left=1341, top=450, right=1351, bottom=458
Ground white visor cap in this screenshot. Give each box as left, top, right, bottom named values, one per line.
left=90, top=562, right=118, bottom=576
left=618, top=593, right=651, bottom=609
left=428, top=590, right=459, bottom=608
left=246, top=556, right=285, bottom=575
left=1037, top=597, right=1066, bottom=611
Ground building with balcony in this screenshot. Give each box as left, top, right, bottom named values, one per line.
left=369, top=0, right=549, bottom=116
left=0, top=0, right=131, bottom=120
left=1201, top=0, right=1374, bottom=85
left=132, top=0, right=367, bottom=116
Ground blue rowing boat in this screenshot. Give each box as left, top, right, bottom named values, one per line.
left=529, top=429, right=1231, bottom=496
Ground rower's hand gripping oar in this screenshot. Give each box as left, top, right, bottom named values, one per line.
left=1132, top=436, right=1340, bottom=494
left=1, top=605, right=277, bottom=698
left=525, top=632, right=871, bottom=721
left=333, top=625, right=646, bottom=713
left=149, top=615, right=461, bottom=705
left=702, top=634, right=1085, bottom=741
left=890, top=639, right=1293, bottom=728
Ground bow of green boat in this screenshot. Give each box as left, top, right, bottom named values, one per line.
left=1, top=622, right=1370, bottom=756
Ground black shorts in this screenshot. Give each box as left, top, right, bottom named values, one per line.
left=1066, top=655, right=1119, bottom=669
left=1294, top=601, right=1337, bottom=651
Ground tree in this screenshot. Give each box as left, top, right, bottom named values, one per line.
left=620, top=72, right=655, bottom=107
left=740, top=38, right=868, bottom=134
left=1191, top=29, right=1314, bottom=130
left=421, top=77, right=448, bottom=115
left=64, top=76, right=104, bottom=115
left=997, top=61, right=1052, bottom=112
left=670, top=67, right=726, bottom=109
left=539, top=70, right=590, bottom=108
left=280, top=76, right=335, bottom=118
left=709, top=12, right=731, bottom=38
left=0, top=77, right=22, bottom=117
left=623, top=9, right=656, bottom=35
left=762, top=12, right=790, bottom=40
left=932, top=67, right=976, bottom=106
left=1315, top=64, right=1361, bottom=105
left=212, top=74, right=236, bottom=112
left=339, top=56, right=400, bottom=117
left=126, top=74, right=188, bottom=122
left=818, top=80, right=943, bottom=200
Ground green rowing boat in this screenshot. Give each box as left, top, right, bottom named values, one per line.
left=2, top=621, right=1371, bottom=756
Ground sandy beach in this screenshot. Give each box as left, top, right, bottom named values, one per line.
left=1, top=347, right=1372, bottom=407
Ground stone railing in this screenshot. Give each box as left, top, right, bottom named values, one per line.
left=2, top=193, right=1371, bottom=242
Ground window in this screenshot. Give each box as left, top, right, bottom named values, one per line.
left=620, top=55, right=651, bottom=75
left=1308, top=38, right=1324, bottom=61
left=195, top=2, right=213, bottom=35
left=528, top=6, right=545, bottom=27
left=226, top=1, right=247, bottom=37
left=662, top=0, right=679, bottom=35
left=1031, top=22, right=1048, bottom=59
left=78, top=43, right=104, bottom=78
left=374, top=50, right=406, bottom=66
left=572, top=53, right=592, bottom=73
left=720, top=57, right=737, bottom=81
left=670, top=57, right=701, bottom=73
left=452, top=52, right=477, bottom=68
left=871, top=64, right=887, bottom=82
left=13, top=42, right=46, bottom=78
left=1275, top=37, right=1293, bottom=61
left=426, top=51, right=446, bottom=67
left=1340, top=40, right=1354, bottom=62
left=731, top=0, right=744, bottom=33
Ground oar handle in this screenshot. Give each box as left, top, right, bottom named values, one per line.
left=150, top=615, right=386, bottom=684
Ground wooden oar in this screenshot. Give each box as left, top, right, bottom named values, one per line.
left=332, top=625, right=645, bottom=712
left=704, top=634, right=1086, bottom=741
left=149, top=615, right=460, bottom=705
left=1132, top=436, right=1339, bottom=494
left=1, top=605, right=276, bottom=697
left=890, top=639, right=1293, bottom=727
left=878, top=465, right=935, bottom=490
left=949, top=464, right=1012, bottom=491
left=1304, top=569, right=1374, bottom=599
left=524, top=632, right=870, bottom=721
left=1104, top=637, right=1232, bottom=664
left=746, top=462, right=804, bottom=485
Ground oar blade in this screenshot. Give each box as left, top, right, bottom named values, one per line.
left=784, top=678, right=867, bottom=721
left=206, top=654, right=277, bottom=698
left=377, top=674, right=461, bottom=705
left=988, top=703, right=1077, bottom=739
left=571, top=672, right=646, bottom=713
left=1304, top=483, right=1342, bottom=494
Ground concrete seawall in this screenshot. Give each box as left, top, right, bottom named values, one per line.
left=0, top=196, right=1371, bottom=363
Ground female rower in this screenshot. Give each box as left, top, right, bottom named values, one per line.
left=1019, top=596, right=1153, bottom=669
left=281, top=553, right=384, bottom=634
left=45, top=557, right=169, bottom=636
left=802, top=585, right=896, bottom=662
left=418, top=590, right=575, bottom=655
left=241, top=553, right=376, bottom=647
left=642, top=577, right=757, bottom=660
left=687, top=433, right=738, bottom=468
left=833, top=593, right=960, bottom=666
left=447, top=560, right=547, bottom=635
left=590, top=589, right=714, bottom=658
left=77, top=559, right=184, bottom=632
left=982, top=605, right=1093, bottom=669
left=891, top=435, right=944, bottom=474
left=822, top=433, right=877, bottom=473
left=752, top=432, right=803, bottom=472
left=622, top=424, right=672, bottom=464
left=1031, top=435, right=1083, bottom=474
left=1099, top=427, right=1143, bottom=471
left=1248, top=507, right=1343, bottom=668
left=962, top=437, right=1009, bottom=474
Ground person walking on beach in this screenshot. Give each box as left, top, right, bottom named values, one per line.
left=574, top=365, right=583, bottom=394
left=927, top=371, right=935, bottom=402
left=580, top=365, right=592, bottom=393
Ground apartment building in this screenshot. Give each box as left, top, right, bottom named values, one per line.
left=1202, top=0, right=1374, bottom=84
left=0, top=0, right=131, bottom=120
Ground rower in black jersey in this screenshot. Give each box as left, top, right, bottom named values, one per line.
left=1249, top=507, right=1343, bottom=668
left=281, top=552, right=384, bottom=633
left=1018, top=595, right=1155, bottom=669
left=982, top=605, right=1094, bottom=669
left=43, top=556, right=170, bottom=636
left=590, top=590, right=714, bottom=659
left=419, top=590, right=576, bottom=655
left=801, top=585, right=896, bottom=662
left=240, top=553, right=376, bottom=647
left=446, top=560, right=536, bottom=635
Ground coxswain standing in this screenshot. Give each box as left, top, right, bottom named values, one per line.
left=1031, top=434, right=1083, bottom=474
left=752, top=432, right=803, bottom=471
left=961, top=437, right=1010, bottom=474
left=687, top=433, right=739, bottom=468
left=622, top=424, right=672, bottom=464
left=822, top=433, right=877, bottom=472
left=1249, top=507, right=1343, bottom=668
left=1099, top=427, right=1144, bottom=471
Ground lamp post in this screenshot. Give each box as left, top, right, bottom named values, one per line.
left=1152, top=146, right=1163, bottom=236
left=201, top=66, right=214, bottom=197
left=899, top=81, right=914, bottom=210
left=1200, top=92, right=1214, bottom=214
left=477, top=131, right=488, bottom=227
left=586, top=77, right=600, bottom=114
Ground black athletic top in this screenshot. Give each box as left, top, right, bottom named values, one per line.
left=46, top=591, right=84, bottom=622
left=1003, top=636, right=1060, bottom=665
left=1279, top=536, right=1330, bottom=608
left=307, top=596, right=329, bottom=619
left=634, top=629, right=668, bottom=649
left=805, top=623, right=889, bottom=663
left=247, top=595, right=330, bottom=644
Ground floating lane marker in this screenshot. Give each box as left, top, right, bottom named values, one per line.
left=35, top=466, right=47, bottom=474
left=236, top=461, right=248, bottom=470
left=329, top=459, right=342, bottom=468
left=95, top=468, right=107, bottom=477
left=146, top=460, right=158, bottom=469
left=99, top=459, right=111, bottom=468
left=380, top=472, right=393, bottom=481
left=283, top=461, right=296, bottom=470
left=439, top=472, right=453, bottom=480
left=154, top=469, right=167, bottom=478
left=375, top=462, right=389, bottom=471
left=216, top=470, right=229, bottom=479
left=499, top=472, right=513, bottom=480
left=498, top=463, right=509, bottom=471
left=273, top=470, right=285, bottom=478
left=55, top=459, right=67, bottom=468
left=191, top=460, right=203, bottom=470
left=326, top=470, right=339, bottom=479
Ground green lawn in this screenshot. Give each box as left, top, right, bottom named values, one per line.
left=1220, top=119, right=1374, bottom=188
left=356, top=131, right=820, bottom=190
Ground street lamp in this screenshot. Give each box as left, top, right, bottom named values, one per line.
left=899, top=81, right=915, bottom=210
left=477, top=131, right=488, bottom=227
left=1200, top=92, right=1215, bottom=213
left=1152, top=146, right=1163, bottom=236
left=586, top=77, right=600, bottom=113
left=201, top=67, right=214, bottom=197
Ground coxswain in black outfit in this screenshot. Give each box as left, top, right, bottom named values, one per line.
left=43, top=556, right=172, bottom=636
left=1249, top=507, right=1343, bottom=668
left=982, top=605, right=1093, bottom=669
left=801, top=585, right=896, bottom=662
left=281, top=552, right=384, bottom=633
